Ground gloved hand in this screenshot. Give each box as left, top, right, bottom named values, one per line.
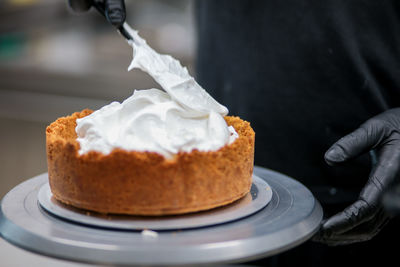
left=383, top=183, right=400, bottom=216
left=313, top=108, right=400, bottom=245
left=68, top=0, right=126, bottom=27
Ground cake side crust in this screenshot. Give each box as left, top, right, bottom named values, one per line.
left=46, top=109, right=255, bottom=216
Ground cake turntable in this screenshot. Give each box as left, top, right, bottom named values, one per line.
left=0, top=166, right=323, bottom=265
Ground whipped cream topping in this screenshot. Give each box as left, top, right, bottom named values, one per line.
left=76, top=24, right=238, bottom=158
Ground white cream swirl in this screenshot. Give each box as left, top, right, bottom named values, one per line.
left=76, top=24, right=238, bottom=158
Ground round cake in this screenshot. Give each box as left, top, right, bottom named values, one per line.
left=46, top=109, right=255, bottom=216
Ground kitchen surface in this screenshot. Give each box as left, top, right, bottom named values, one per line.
left=0, top=238, right=92, bottom=267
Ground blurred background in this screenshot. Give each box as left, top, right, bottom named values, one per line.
left=0, top=0, right=196, bottom=199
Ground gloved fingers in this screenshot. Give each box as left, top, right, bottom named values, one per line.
left=315, top=232, right=375, bottom=246
left=383, top=183, right=400, bottom=216
left=313, top=208, right=390, bottom=246
left=105, top=0, right=126, bottom=27
left=320, top=109, right=400, bottom=245
left=319, top=147, right=398, bottom=238
left=318, top=199, right=378, bottom=237
left=324, top=119, right=387, bottom=166
left=359, top=144, right=400, bottom=206
left=68, top=0, right=92, bottom=12
left=67, top=0, right=126, bottom=28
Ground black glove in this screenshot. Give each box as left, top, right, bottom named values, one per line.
left=68, top=0, right=126, bottom=27
left=383, top=183, right=400, bottom=216
left=313, top=108, right=400, bottom=245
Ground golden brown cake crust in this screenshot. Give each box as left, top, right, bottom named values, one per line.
left=46, top=109, right=255, bottom=216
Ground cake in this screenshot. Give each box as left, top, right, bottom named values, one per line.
left=46, top=24, right=255, bottom=216
left=46, top=109, right=255, bottom=216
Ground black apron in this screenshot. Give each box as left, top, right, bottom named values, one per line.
left=195, top=1, right=400, bottom=266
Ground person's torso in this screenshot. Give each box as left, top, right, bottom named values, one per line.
left=195, top=0, right=400, bottom=204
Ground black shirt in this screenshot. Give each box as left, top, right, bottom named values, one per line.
left=195, top=0, right=400, bottom=206
left=195, top=1, right=400, bottom=265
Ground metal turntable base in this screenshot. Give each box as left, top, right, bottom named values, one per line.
left=37, top=176, right=272, bottom=231
left=0, top=166, right=323, bottom=266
